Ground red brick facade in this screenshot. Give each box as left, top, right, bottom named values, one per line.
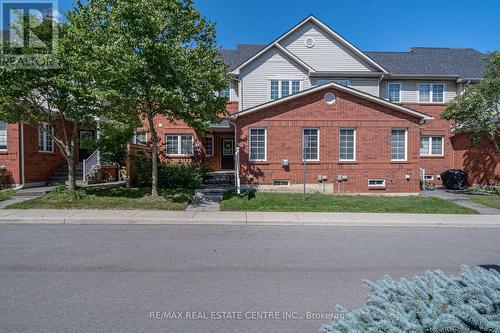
left=1, top=88, right=498, bottom=191
left=0, top=121, right=72, bottom=187
left=236, top=87, right=422, bottom=194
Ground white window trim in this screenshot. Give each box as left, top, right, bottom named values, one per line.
left=420, top=136, right=444, bottom=156
left=204, top=134, right=214, bottom=157
left=424, top=175, right=435, bottom=181
left=391, top=128, right=407, bottom=162
left=39, top=123, right=54, bottom=153
left=339, top=128, right=356, bottom=162
left=418, top=83, right=445, bottom=103
left=272, top=179, right=290, bottom=186
left=302, top=127, right=320, bottom=162
left=0, top=122, right=7, bottom=151
left=387, top=82, right=401, bottom=103
left=248, top=128, right=267, bottom=162
left=165, top=134, right=194, bottom=157
left=269, top=79, right=303, bottom=100
left=368, top=179, right=386, bottom=187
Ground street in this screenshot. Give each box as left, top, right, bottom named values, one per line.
left=1, top=224, right=499, bottom=332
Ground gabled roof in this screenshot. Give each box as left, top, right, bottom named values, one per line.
left=366, top=48, right=486, bottom=79
left=229, top=15, right=388, bottom=75
left=231, top=82, right=433, bottom=121
left=221, top=45, right=487, bottom=79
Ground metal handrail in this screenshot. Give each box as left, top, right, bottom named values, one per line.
left=82, top=150, right=101, bottom=181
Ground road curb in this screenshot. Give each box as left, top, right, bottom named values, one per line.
left=1, top=217, right=500, bottom=228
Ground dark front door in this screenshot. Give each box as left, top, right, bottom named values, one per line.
left=79, top=130, right=95, bottom=162
left=221, top=138, right=235, bottom=170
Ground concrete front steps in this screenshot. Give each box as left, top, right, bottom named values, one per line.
left=48, top=163, right=84, bottom=186
left=188, top=183, right=234, bottom=212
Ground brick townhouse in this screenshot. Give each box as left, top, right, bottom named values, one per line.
left=1, top=15, right=498, bottom=193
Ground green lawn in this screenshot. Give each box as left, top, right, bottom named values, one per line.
left=0, top=190, right=14, bottom=202
left=220, top=192, right=477, bottom=214
left=470, top=195, right=500, bottom=210
left=6, top=187, right=192, bottom=210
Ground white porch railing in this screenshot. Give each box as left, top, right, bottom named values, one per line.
left=234, top=147, right=241, bottom=194
left=83, top=150, right=101, bottom=181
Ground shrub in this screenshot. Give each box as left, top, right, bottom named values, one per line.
left=321, top=266, right=500, bottom=333
left=0, top=167, right=14, bottom=189
left=135, top=157, right=204, bottom=189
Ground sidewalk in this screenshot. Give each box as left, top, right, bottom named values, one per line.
left=0, top=209, right=499, bottom=228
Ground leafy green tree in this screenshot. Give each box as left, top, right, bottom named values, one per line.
left=69, top=0, right=228, bottom=196
left=442, top=52, right=500, bottom=154
left=0, top=16, right=99, bottom=190
left=85, top=120, right=138, bottom=165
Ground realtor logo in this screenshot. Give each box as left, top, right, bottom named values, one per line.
left=0, top=0, right=58, bottom=68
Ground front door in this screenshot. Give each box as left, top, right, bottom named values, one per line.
left=79, top=130, right=96, bottom=162
left=221, top=138, right=235, bottom=170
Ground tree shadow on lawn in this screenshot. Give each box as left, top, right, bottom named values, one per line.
left=85, top=187, right=192, bottom=203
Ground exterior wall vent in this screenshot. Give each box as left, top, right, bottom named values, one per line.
left=304, top=37, right=315, bottom=48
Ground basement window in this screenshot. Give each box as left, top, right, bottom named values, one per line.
left=424, top=175, right=435, bottom=181
left=368, top=179, right=385, bottom=187
left=272, top=180, right=290, bottom=186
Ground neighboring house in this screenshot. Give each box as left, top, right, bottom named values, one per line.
left=1, top=15, right=498, bottom=192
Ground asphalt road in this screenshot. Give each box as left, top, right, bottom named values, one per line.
left=1, top=225, right=499, bottom=333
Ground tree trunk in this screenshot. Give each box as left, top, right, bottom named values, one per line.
left=147, top=113, right=159, bottom=197
left=67, top=157, right=77, bottom=190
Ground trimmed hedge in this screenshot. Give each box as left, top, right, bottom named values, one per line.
left=135, top=157, right=205, bottom=189
left=321, top=266, right=500, bottom=333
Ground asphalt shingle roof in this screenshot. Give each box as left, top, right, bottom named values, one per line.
left=222, top=45, right=487, bottom=78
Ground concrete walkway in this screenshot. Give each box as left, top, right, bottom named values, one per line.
left=0, top=209, right=498, bottom=228
left=421, top=189, right=500, bottom=215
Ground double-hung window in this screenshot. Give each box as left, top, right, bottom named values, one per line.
left=204, top=135, right=214, bottom=157
left=249, top=128, right=266, bottom=161
left=166, top=134, right=193, bottom=156
left=0, top=121, right=7, bottom=151
left=133, top=131, right=147, bottom=145
left=388, top=83, right=401, bottom=102
left=38, top=123, right=54, bottom=153
left=339, top=128, right=355, bottom=161
left=315, top=79, right=350, bottom=87
left=219, top=85, right=230, bottom=99
left=418, top=83, right=444, bottom=103
left=270, top=80, right=301, bottom=100
left=391, top=128, right=407, bottom=161
left=302, top=128, right=319, bottom=161
left=420, top=136, right=443, bottom=156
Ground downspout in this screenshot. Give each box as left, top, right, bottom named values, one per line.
left=13, top=121, right=25, bottom=190
left=228, top=117, right=240, bottom=194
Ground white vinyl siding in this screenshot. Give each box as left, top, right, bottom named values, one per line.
left=249, top=128, right=267, bottom=161
left=0, top=122, right=7, bottom=151
left=388, top=83, right=401, bottom=102
left=302, top=128, right=319, bottom=161
left=420, top=136, right=444, bottom=156
left=339, top=128, right=355, bottom=161
left=379, top=80, right=456, bottom=103
left=166, top=134, right=193, bottom=156
left=279, top=21, right=378, bottom=72
left=391, top=129, right=407, bottom=161
left=38, top=123, right=54, bottom=153
left=240, top=47, right=310, bottom=109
